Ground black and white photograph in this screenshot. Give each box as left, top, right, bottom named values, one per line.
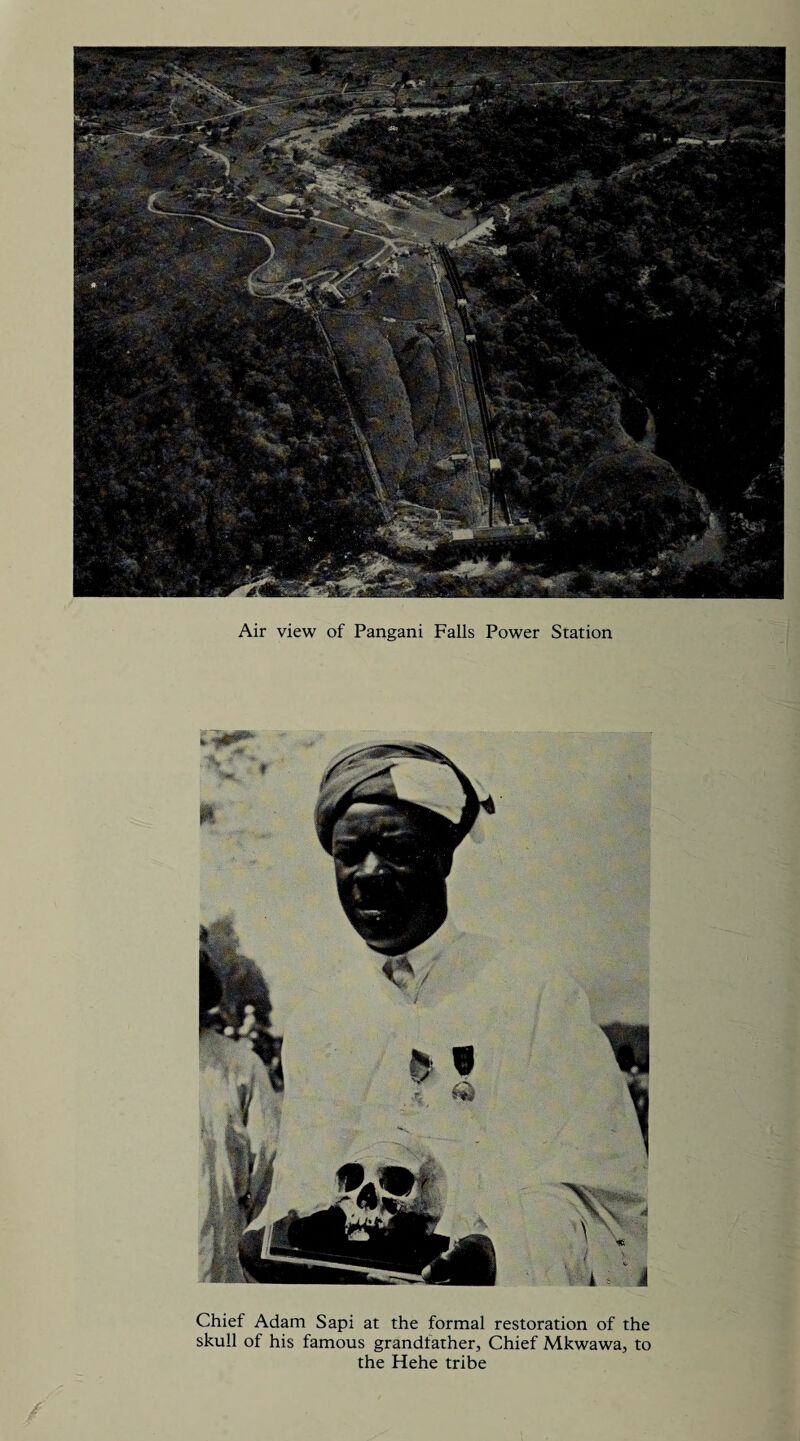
left=75, top=46, right=784, bottom=600
left=199, top=731, right=650, bottom=1285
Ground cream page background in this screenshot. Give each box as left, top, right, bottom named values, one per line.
left=3, top=3, right=798, bottom=1439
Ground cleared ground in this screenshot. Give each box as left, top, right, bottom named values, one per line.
left=324, top=248, right=474, bottom=510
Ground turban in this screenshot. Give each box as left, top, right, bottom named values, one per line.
left=314, top=741, right=494, bottom=853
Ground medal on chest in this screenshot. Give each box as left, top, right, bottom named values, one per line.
left=451, top=1045, right=476, bottom=1102
left=404, top=1043, right=477, bottom=1108
left=408, top=1047, right=433, bottom=1107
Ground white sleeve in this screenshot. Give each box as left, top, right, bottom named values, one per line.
left=478, top=967, right=647, bottom=1285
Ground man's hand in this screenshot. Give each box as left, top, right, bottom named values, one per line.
left=421, top=1234, right=496, bottom=1286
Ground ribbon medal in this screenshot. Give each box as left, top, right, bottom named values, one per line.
left=409, top=1047, right=433, bottom=1106
left=451, top=1045, right=475, bottom=1102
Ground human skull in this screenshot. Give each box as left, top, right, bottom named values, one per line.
left=333, top=1139, right=447, bottom=1244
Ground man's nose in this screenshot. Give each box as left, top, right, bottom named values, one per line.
left=358, top=849, right=387, bottom=878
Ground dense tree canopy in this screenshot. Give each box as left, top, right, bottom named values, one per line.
left=328, top=95, right=671, bottom=203
left=75, top=302, right=380, bottom=595
left=75, top=51, right=784, bottom=596
left=497, top=141, right=784, bottom=518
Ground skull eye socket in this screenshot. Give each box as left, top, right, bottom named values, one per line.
left=378, top=1165, right=416, bottom=1197
left=337, top=1163, right=364, bottom=1192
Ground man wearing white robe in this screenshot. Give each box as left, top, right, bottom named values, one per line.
left=240, top=741, right=647, bottom=1286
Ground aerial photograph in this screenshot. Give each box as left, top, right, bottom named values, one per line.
left=74, top=47, right=784, bottom=598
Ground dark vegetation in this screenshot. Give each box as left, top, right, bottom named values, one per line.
left=499, top=144, right=783, bottom=505
left=75, top=119, right=379, bottom=595
left=492, top=141, right=783, bottom=592
left=75, top=299, right=378, bottom=595
left=75, top=48, right=784, bottom=596
left=324, top=79, right=783, bottom=591
left=455, top=257, right=704, bottom=569
left=328, top=94, right=672, bottom=202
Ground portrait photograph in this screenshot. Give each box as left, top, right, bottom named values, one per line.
left=199, top=730, right=650, bottom=1285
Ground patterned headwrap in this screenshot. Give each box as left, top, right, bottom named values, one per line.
left=314, top=741, right=494, bottom=854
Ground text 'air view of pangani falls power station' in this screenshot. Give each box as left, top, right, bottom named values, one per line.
left=74, top=48, right=784, bottom=599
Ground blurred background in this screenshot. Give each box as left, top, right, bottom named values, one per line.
left=200, top=728, right=649, bottom=1016
left=200, top=729, right=649, bottom=1137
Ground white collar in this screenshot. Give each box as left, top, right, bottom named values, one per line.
left=368, top=913, right=460, bottom=1002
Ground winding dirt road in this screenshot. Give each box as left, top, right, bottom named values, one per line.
left=148, top=187, right=394, bottom=301
left=147, top=191, right=277, bottom=294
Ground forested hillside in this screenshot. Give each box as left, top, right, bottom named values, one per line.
left=75, top=48, right=784, bottom=597
left=328, top=95, right=670, bottom=202
left=75, top=301, right=378, bottom=595
left=491, top=141, right=783, bottom=592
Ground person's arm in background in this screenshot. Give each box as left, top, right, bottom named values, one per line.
left=240, top=1051, right=280, bottom=1223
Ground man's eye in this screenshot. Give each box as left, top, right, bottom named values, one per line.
left=333, top=846, right=358, bottom=864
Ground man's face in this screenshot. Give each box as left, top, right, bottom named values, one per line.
left=331, top=802, right=454, bottom=955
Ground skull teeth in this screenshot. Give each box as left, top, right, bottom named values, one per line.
left=344, top=1218, right=386, bottom=1239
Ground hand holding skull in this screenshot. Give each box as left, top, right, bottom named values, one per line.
left=421, top=1233, right=496, bottom=1286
